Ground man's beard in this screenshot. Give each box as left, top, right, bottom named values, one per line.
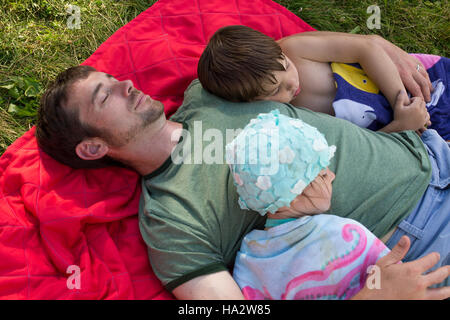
left=139, top=99, right=164, bottom=128
left=102, top=98, right=164, bottom=148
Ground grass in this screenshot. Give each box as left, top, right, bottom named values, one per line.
left=0, top=0, right=156, bottom=154
left=0, top=0, right=448, bottom=155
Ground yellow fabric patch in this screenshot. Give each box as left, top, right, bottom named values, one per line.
left=331, top=62, right=379, bottom=94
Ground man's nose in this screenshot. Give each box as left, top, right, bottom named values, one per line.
left=116, top=79, right=134, bottom=96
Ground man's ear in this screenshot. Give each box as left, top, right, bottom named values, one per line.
left=75, top=138, right=109, bottom=161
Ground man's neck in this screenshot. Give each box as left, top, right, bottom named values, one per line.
left=137, top=120, right=183, bottom=176
left=111, top=119, right=183, bottom=176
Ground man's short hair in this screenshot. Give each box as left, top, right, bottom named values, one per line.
left=35, top=65, right=125, bottom=169
left=197, top=25, right=286, bottom=102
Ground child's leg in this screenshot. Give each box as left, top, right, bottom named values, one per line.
left=386, top=129, right=449, bottom=287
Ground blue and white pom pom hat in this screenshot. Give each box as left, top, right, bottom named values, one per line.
left=225, top=109, right=336, bottom=216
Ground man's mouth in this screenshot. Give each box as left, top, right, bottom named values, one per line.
left=134, top=93, right=145, bottom=110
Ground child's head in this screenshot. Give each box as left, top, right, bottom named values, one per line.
left=226, top=110, right=336, bottom=217
left=198, top=25, right=300, bottom=103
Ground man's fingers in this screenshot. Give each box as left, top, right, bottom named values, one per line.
left=404, top=77, right=424, bottom=101
left=378, top=236, right=410, bottom=267
left=426, top=286, right=450, bottom=300
left=407, top=252, right=441, bottom=274
left=413, top=70, right=432, bottom=102
left=418, top=61, right=433, bottom=93
left=424, top=265, right=450, bottom=288
left=412, top=57, right=433, bottom=93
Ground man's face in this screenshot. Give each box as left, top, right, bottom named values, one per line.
left=68, top=71, right=164, bottom=147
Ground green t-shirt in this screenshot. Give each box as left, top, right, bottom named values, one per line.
left=139, top=79, right=431, bottom=291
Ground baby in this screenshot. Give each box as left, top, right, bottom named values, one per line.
left=197, top=25, right=450, bottom=138
left=226, top=109, right=390, bottom=300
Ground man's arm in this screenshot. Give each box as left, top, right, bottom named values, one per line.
left=172, top=270, right=245, bottom=300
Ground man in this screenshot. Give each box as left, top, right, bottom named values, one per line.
left=36, top=35, right=449, bottom=300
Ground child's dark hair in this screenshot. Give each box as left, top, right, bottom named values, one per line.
left=197, top=25, right=286, bottom=102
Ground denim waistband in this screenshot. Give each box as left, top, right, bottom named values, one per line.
left=420, top=129, right=450, bottom=189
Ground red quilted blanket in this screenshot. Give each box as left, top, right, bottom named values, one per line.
left=0, top=0, right=314, bottom=299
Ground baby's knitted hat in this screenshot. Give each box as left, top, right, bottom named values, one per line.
left=226, top=109, right=336, bottom=215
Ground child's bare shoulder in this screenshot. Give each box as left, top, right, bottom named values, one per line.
left=277, top=35, right=296, bottom=52
left=277, top=35, right=310, bottom=65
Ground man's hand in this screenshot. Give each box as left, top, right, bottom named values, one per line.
left=353, top=236, right=450, bottom=300
left=371, top=35, right=433, bottom=102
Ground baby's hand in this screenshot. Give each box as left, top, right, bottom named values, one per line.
left=392, top=91, right=431, bottom=134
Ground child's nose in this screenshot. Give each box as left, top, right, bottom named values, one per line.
left=286, top=80, right=296, bottom=91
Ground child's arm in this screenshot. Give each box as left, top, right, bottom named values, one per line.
left=279, top=32, right=429, bottom=132
left=279, top=32, right=405, bottom=108
left=369, top=34, right=433, bottom=103
left=284, top=31, right=432, bottom=102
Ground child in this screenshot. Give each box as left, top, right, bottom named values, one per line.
left=226, top=110, right=391, bottom=300
left=198, top=26, right=449, bottom=140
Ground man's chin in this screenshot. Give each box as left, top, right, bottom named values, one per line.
left=141, top=100, right=165, bottom=126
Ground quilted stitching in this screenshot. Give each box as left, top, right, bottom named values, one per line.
left=0, top=0, right=314, bottom=299
left=83, top=0, right=314, bottom=115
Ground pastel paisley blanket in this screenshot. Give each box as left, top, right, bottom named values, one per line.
left=233, top=215, right=390, bottom=300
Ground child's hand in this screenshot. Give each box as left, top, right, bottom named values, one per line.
left=392, top=91, right=431, bottom=134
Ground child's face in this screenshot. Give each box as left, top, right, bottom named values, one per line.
left=277, top=168, right=335, bottom=216
left=255, top=55, right=300, bottom=103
